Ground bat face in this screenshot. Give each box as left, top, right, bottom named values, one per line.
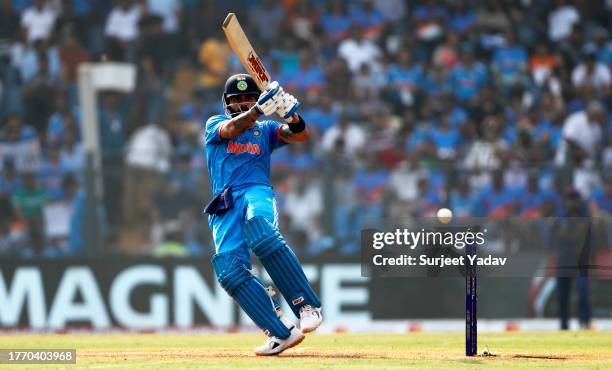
left=247, top=52, right=269, bottom=88
left=222, top=13, right=271, bottom=91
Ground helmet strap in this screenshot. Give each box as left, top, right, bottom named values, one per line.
left=223, top=95, right=257, bottom=117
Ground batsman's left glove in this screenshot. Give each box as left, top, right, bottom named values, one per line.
left=254, top=81, right=282, bottom=116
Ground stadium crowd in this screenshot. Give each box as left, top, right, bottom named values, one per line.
left=0, top=0, right=611, bottom=257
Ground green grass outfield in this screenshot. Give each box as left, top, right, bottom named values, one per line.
left=1, top=331, right=611, bottom=369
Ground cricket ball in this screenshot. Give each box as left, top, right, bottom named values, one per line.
left=437, top=208, right=453, bottom=224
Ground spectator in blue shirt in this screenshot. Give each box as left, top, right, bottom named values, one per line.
left=385, top=50, right=424, bottom=109
left=178, top=90, right=206, bottom=123
left=519, top=173, right=550, bottom=218
left=474, top=170, right=516, bottom=218
left=0, top=113, right=37, bottom=142
left=12, top=0, right=32, bottom=14
left=447, top=0, right=476, bottom=34
left=447, top=104, right=469, bottom=129
left=0, top=158, right=22, bottom=195
left=289, top=142, right=319, bottom=173
left=405, top=124, right=431, bottom=154
left=37, top=145, right=68, bottom=200
left=295, top=49, right=325, bottom=93
left=590, top=175, right=612, bottom=217
left=592, top=27, right=612, bottom=66
left=448, top=44, right=488, bottom=101
left=167, top=149, right=197, bottom=195
left=350, top=0, right=386, bottom=34
left=19, top=39, right=61, bottom=84
left=416, top=177, right=442, bottom=217
left=320, top=1, right=352, bottom=41
left=532, top=118, right=562, bottom=154
left=352, top=157, right=389, bottom=231
left=426, top=166, right=447, bottom=199
left=387, top=50, right=424, bottom=91
left=450, top=177, right=476, bottom=218
left=0, top=114, right=40, bottom=172
left=59, top=129, right=84, bottom=175
left=300, top=95, right=339, bottom=135
left=270, top=148, right=292, bottom=175
left=491, top=32, right=528, bottom=91
left=413, top=0, right=449, bottom=23
left=269, top=36, right=300, bottom=77
left=431, top=114, right=462, bottom=160
left=421, top=65, right=450, bottom=99
left=46, top=91, right=80, bottom=145
left=353, top=158, right=389, bottom=205
left=98, top=92, right=127, bottom=162
left=267, top=57, right=293, bottom=89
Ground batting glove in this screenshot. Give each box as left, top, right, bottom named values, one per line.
left=276, top=91, right=300, bottom=120
left=254, top=81, right=282, bottom=116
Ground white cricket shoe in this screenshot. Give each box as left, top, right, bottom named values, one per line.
left=299, top=305, right=323, bottom=333
left=254, top=325, right=304, bottom=356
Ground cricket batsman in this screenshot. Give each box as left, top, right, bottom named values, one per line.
left=203, top=74, right=322, bottom=355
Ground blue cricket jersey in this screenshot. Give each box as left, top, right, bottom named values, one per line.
left=204, top=114, right=286, bottom=195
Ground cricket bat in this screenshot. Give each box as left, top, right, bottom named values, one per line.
left=222, top=13, right=271, bottom=91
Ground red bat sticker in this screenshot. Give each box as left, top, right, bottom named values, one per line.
left=247, top=52, right=269, bottom=85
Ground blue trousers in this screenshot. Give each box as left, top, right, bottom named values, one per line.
left=208, top=185, right=278, bottom=266
left=209, top=184, right=321, bottom=326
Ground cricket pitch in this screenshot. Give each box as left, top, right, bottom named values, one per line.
left=1, top=331, right=611, bottom=369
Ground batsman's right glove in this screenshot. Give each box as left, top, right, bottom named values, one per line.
left=276, top=91, right=300, bottom=120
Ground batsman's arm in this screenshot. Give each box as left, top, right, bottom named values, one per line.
left=218, top=108, right=261, bottom=139
left=279, top=114, right=309, bottom=143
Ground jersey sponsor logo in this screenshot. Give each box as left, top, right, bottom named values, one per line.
left=227, top=141, right=261, bottom=155
left=247, top=52, right=269, bottom=85
left=292, top=297, right=304, bottom=305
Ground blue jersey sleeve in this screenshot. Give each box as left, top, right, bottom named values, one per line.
left=265, top=120, right=287, bottom=151
left=205, top=115, right=229, bottom=145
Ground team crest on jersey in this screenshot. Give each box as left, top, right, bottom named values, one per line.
left=253, top=129, right=262, bottom=136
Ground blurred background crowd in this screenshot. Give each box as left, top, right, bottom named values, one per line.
left=0, top=0, right=611, bottom=258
